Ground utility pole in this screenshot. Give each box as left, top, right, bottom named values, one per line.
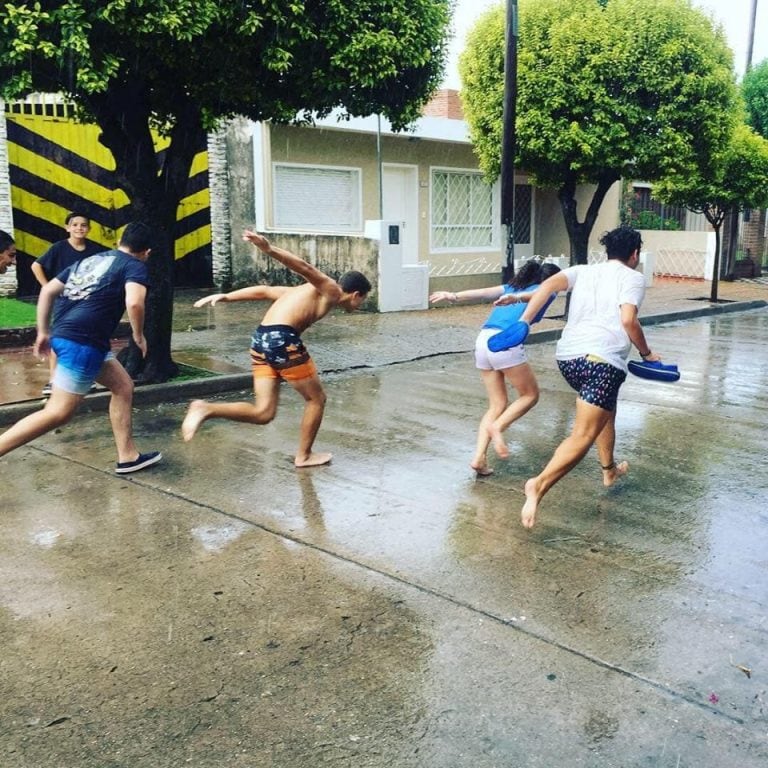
left=746, top=0, right=758, bottom=72
left=725, top=0, right=759, bottom=279
left=500, top=0, right=518, bottom=281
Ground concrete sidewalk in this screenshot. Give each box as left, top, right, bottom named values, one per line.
left=2, top=296, right=767, bottom=767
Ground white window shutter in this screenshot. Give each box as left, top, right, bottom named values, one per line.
left=274, top=165, right=361, bottom=231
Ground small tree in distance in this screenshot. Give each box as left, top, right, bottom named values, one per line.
left=0, top=0, right=451, bottom=382
left=460, top=0, right=738, bottom=266
left=654, top=124, right=768, bottom=302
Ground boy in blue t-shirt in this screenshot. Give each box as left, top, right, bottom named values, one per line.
left=0, top=222, right=162, bottom=475
left=31, top=212, right=105, bottom=395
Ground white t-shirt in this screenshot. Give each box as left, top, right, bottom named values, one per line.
left=555, top=260, right=646, bottom=372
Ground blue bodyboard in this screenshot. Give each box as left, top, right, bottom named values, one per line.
left=487, top=321, right=530, bottom=352
left=627, top=359, right=681, bottom=382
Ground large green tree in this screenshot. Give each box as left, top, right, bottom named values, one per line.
left=654, top=123, right=768, bottom=301
left=743, top=58, right=768, bottom=139
left=0, top=0, right=450, bottom=381
left=460, top=0, right=738, bottom=265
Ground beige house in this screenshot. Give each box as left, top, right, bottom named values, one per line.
left=215, top=90, right=620, bottom=300
left=217, top=90, right=768, bottom=296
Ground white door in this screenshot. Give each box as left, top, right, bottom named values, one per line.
left=382, top=164, right=419, bottom=264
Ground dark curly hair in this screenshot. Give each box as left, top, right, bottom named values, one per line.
left=599, top=226, right=642, bottom=263
left=509, top=259, right=543, bottom=289
left=339, top=270, right=371, bottom=296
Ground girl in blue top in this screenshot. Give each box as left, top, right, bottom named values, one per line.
left=429, top=260, right=560, bottom=476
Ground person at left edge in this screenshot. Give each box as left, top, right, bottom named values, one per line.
left=0, top=230, right=16, bottom=274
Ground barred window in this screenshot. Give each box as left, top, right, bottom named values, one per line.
left=629, top=185, right=686, bottom=230
left=431, top=169, right=496, bottom=250
left=273, top=164, right=361, bottom=232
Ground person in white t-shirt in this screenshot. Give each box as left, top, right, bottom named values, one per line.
left=494, top=226, right=661, bottom=529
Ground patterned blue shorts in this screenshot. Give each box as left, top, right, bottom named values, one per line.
left=557, top=355, right=626, bottom=412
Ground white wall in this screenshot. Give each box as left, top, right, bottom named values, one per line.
left=638, top=229, right=716, bottom=279
left=0, top=101, right=17, bottom=296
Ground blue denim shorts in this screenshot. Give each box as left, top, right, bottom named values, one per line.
left=51, top=338, right=114, bottom=395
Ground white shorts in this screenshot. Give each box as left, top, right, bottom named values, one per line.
left=474, top=328, right=528, bottom=371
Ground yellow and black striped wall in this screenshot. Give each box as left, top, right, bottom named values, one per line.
left=5, top=101, right=212, bottom=296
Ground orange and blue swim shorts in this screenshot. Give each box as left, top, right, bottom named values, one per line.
left=250, top=324, right=318, bottom=381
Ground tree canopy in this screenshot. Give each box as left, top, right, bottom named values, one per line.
left=654, top=123, right=768, bottom=300
left=460, top=0, right=739, bottom=264
left=0, top=0, right=451, bottom=380
left=1, top=0, right=450, bottom=129
left=743, top=58, right=768, bottom=140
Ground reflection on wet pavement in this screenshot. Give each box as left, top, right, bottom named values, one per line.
left=1, top=297, right=768, bottom=766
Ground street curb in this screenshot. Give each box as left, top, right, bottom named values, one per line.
left=638, top=298, right=767, bottom=326
left=1, top=300, right=765, bottom=426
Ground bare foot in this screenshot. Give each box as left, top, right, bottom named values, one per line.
left=602, top=460, right=629, bottom=487
left=181, top=399, right=210, bottom=442
left=295, top=452, right=333, bottom=468
left=521, top=477, right=540, bottom=529
left=470, top=460, right=494, bottom=477
left=488, top=424, right=510, bottom=459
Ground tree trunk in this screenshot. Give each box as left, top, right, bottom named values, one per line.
left=710, top=224, right=722, bottom=303
left=702, top=205, right=725, bottom=303
left=118, top=203, right=178, bottom=382
left=557, top=171, right=620, bottom=264
left=87, top=85, right=204, bottom=382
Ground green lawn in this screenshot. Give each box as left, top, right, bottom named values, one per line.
left=173, top=363, right=217, bottom=381
left=0, top=297, right=36, bottom=328
left=0, top=299, right=215, bottom=382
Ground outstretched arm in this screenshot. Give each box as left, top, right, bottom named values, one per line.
left=493, top=286, right=561, bottom=324
left=517, top=273, right=570, bottom=324
left=429, top=285, right=505, bottom=304
left=243, top=230, right=341, bottom=302
left=493, top=290, right=532, bottom=307
left=194, top=285, right=289, bottom=308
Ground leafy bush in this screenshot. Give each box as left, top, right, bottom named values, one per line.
left=627, top=210, right=681, bottom=231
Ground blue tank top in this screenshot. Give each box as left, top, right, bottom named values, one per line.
left=483, top=283, right=540, bottom=329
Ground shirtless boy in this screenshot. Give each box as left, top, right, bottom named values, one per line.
left=181, top=230, right=371, bottom=467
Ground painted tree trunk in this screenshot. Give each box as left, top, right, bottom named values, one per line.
left=88, top=85, right=204, bottom=382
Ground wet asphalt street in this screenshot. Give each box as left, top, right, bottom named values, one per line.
left=1, top=289, right=768, bottom=766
